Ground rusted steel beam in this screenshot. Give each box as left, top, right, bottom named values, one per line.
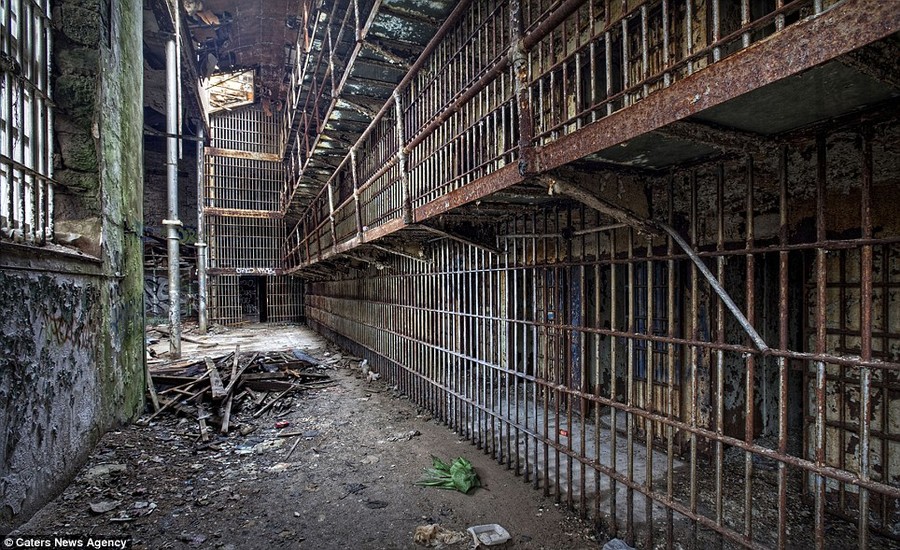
left=540, top=175, right=659, bottom=236
left=205, top=147, right=281, bottom=162
left=203, top=207, right=284, bottom=219
left=541, top=174, right=771, bottom=355
left=415, top=224, right=503, bottom=256
left=655, top=120, right=773, bottom=154
left=363, top=38, right=411, bottom=68
left=333, top=235, right=363, bottom=255
left=362, top=218, right=405, bottom=242
left=414, top=163, right=523, bottom=220
left=368, top=244, right=431, bottom=264
left=535, top=0, right=900, bottom=173
left=510, top=0, right=534, bottom=175
left=839, top=39, right=900, bottom=90
left=521, top=0, right=585, bottom=52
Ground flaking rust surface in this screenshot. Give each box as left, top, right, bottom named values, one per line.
left=16, top=324, right=597, bottom=549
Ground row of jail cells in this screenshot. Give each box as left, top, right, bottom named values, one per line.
left=284, top=0, right=847, bottom=264
left=305, top=122, right=900, bottom=549
left=205, top=106, right=303, bottom=325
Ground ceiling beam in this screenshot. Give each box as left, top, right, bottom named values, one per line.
left=415, top=224, right=504, bottom=256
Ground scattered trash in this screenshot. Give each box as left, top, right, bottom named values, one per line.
left=252, top=439, right=284, bottom=454
left=366, top=371, right=381, bottom=383
left=291, top=349, right=319, bottom=364
left=602, top=538, right=636, bottom=550
left=387, top=430, right=420, bottom=442
left=467, top=524, right=511, bottom=546
left=559, top=429, right=569, bottom=437
left=88, top=500, right=120, bottom=514
left=414, top=524, right=468, bottom=547
left=341, top=483, right=367, bottom=499
left=415, top=456, right=480, bottom=494
left=275, top=420, right=290, bottom=429
left=178, top=533, right=207, bottom=548
left=86, top=463, right=127, bottom=479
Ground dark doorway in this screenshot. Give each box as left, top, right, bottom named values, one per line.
left=239, top=276, right=268, bottom=322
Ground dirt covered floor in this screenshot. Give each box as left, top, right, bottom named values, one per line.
left=14, top=324, right=599, bottom=549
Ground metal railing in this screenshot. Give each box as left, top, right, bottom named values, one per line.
left=282, top=0, right=849, bottom=269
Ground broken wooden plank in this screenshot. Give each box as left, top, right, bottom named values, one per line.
left=198, top=404, right=211, bottom=442
left=252, top=387, right=294, bottom=418
left=143, top=374, right=210, bottom=423
left=152, top=375, right=207, bottom=386
left=220, top=394, right=234, bottom=434
left=285, top=436, right=303, bottom=459
left=221, top=357, right=254, bottom=397
left=149, top=357, right=209, bottom=373
left=231, top=345, right=240, bottom=380
left=199, top=418, right=210, bottom=442
left=145, top=361, right=160, bottom=413
left=244, top=379, right=295, bottom=392
left=154, top=325, right=216, bottom=346
left=205, top=357, right=227, bottom=399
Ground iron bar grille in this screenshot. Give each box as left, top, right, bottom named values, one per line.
left=206, top=106, right=302, bottom=325
left=0, top=0, right=53, bottom=245
left=304, top=123, right=900, bottom=548
left=283, top=0, right=849, bottom=269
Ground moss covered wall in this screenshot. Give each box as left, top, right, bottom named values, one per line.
left=0, top=0, right=144, bottom=534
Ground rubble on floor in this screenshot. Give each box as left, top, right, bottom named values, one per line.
left=143, top=329, right=353, bottom=452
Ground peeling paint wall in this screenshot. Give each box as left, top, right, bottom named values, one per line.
left=0, top=0, right=144, bottom=535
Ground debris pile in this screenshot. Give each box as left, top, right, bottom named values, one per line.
left=143, top=346, right=333, bottom=442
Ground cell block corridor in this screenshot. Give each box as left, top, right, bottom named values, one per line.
left=304, top=124, right=900, bottom=549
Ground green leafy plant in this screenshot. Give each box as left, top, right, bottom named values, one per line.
left=415, top=456, right=480, bottom=494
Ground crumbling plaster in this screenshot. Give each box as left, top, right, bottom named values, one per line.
left=0, top=0, right=144, bottom=534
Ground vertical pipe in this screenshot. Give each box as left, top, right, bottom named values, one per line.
left=665, top=173, right=675, bottom=550
left=644, top=235, right=655, bottom=550
left=712, top=0, right=721, bottom=61
left=777, top=146, right=789, bottom=550
left=394, top=91, right=412, bottom=224
left=685, top=0, right=694, bottom=75
left=689, top=171, right=699, bottom=542
left=605, top=30, right=613, bottom=115
left=744, top=155, right=755, bottom=541
left=814, top=134, right=827, bottom=550
left=715, top=164, right=726, bottom=545
left=197, top=126, right=208, bottom=334
left=626, top=228, right=635, bottom=545
left=609, top=226, right=619, bottom=536
left=327, top=182, right=336, bottom=246
left=640, top=4, right=649, bottom=98
left=165, top=38, right=182, bottom=358
left=857, top=130, right=873, bottom=549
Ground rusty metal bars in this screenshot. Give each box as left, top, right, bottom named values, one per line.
left=1, top=0, right=53, bottom=245
left=304, top=123, right=900, bottom=548
left=283, top=0, right=837, bottom=271
left=527, top=0, right=821, bottom=144
left=206, top=107, right=301, bottom=324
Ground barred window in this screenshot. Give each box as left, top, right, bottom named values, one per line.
left=1, top=0, right=53, bottom=244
